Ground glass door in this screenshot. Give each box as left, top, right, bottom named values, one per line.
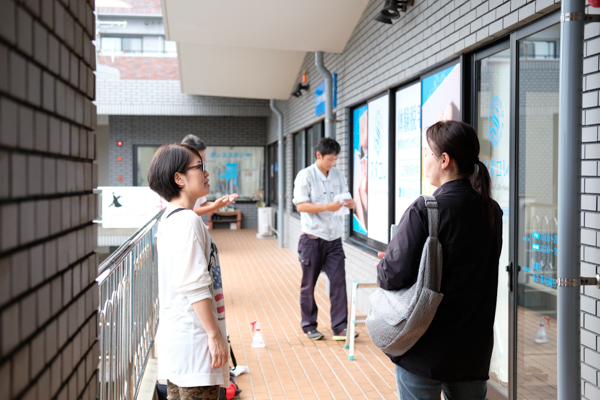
left=474, top=43, right=512, bottom=397
left=515, top=23, right=560, bottom=400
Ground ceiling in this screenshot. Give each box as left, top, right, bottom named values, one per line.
left=161, top=0, right=370, bottom=100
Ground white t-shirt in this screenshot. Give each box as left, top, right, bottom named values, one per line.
left=155, top=204, right=228, bottom=388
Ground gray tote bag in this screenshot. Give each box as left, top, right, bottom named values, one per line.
left=366, top=195, right=444, bottom=357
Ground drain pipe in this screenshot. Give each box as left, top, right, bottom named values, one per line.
left=270, top=99, right=284, bottom=248
left=315, top=51, right=335, bottom=139
left=557, top=1, right=584, bottom=398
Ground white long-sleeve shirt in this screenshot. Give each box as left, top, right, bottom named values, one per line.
left=155, top=203, right=228, bottom=388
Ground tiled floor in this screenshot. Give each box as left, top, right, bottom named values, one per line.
left=212, top=229, right=399, bottom=400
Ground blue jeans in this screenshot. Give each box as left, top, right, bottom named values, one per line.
left=395, top=365, right=487, bottom=400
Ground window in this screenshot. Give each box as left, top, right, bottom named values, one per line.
left=134, top=145, right=161, bottom=186
left=350, top=61, right=461, bottom=250
left=99, top=36, right=178, bottom=55
left=293, top=121, right=324, bottom=212
left=351, top=95, right=390, bottom=247
left=268, top=142, right=278, bottom=205
left=204, top=146, right=265, bottom=201
left=101, top=37, right=122, bottom=53
left=122, top=37, right=142, bottom=53
left=293, top=121, right=324, bottom=176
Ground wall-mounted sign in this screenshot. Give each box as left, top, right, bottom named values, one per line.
left=100, top=186, right=165, bottom=228
left=315, top=73, right=337, bottom=116
left=395, top=82, right=422, bottom=223
left=367, top=94, right=389, bottom=244
left=352, top=105, right=368, bottom=235
left=421, top=63, right=461, bottom=195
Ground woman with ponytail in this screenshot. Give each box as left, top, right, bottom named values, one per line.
left=376, top=120, right=503, bottom=400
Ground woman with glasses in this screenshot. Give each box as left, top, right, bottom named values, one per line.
left=149, top=144, right=229, bottom=400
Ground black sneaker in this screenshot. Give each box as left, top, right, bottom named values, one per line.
left=333, top=328, right=358, bottom=341
left=306, top=330, right=324, bottom=340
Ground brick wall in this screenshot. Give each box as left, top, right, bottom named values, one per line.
left=98, top=56, right=179, bottom=80
left=0, top=1, right=98, bottom=400
left=581, top=5, right=600, bottom=399
left=96, top=79, right=271, bottom=116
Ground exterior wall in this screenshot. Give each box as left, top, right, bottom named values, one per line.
left=96, top=79, right=271, bottom=116
left=97, top=0, right=162, bottom=15
left=97, top=56, right=179, bottom=80
left=109, top=115, right=267, bottom=185
left=0, top=1, right=98, bottom=400
left=581, top=6, right=600, bottom=399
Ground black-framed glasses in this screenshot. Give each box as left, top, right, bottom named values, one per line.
left=185, top=163, right=205, bottom=172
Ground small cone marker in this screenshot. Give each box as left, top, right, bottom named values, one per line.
left=534, top=316, right=551, bottom=344
left=250, top=321, right=265, bottom=348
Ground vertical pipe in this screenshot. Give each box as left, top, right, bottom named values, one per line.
left=315, top=51, right=335, bottom=139
left=557, top=2, right=584, bottom=399
left=270, top=99, right=285, bottom=248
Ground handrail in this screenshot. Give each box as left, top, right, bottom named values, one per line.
left=96, top=208, right=165, bottom=400
left=97, top=209, right=166, bottom=278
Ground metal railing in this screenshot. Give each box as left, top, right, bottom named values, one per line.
left=96, top=209, right=165, bottom=400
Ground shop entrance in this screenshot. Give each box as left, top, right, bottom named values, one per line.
left=471, top=14, right=560, bottom=400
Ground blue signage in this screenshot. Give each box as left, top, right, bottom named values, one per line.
left=315, top=73, right=337, bottom=116
left=488, top=96, right=504, bottom=147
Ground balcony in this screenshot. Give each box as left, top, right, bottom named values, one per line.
left=99, top=214, right=399, bottom=399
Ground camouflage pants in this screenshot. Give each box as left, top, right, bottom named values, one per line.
left=166, top=380, right=220, bottom=400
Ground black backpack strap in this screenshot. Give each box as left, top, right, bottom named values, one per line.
left=166, top=208, right=186, bottom=219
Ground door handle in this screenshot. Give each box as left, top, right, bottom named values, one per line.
left=506, top=262, right=513, bottom=292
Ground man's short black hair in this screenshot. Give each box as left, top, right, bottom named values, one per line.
left=315, top=138, right=340, bottom=157
left=148, top=144, right=200, bottom=201
left=181, top=134, right=206, bottom=151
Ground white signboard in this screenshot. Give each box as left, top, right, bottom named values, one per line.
left=395, top=82, right=422, bottom=223
left=100, top=186, right=166, bottom=228
left=367, top=94, right=389, bottom=244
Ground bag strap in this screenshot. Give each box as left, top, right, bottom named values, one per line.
left=421, top=195, right=439, bottom=238
left=166, top=207, right=186, bottom=219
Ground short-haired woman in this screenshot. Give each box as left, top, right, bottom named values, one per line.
left=377, top=121, right=503, bottom=400
left=149, top=144, right=229, bottom=400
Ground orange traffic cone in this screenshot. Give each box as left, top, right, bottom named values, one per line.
left=250, top=321, right=265, bottom=348
left=534, top=316, right=551, bottom=343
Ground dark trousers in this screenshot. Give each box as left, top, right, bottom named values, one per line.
left=298, top=235, right=348, bottom=333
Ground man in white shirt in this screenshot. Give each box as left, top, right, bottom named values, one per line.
left=181, top=135, right=238, bottom=216
left=293, top=138, right=356, bottom=341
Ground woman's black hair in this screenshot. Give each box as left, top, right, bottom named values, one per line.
left=426, top=120, right=496, bottom=227
left=315, top=138, right=341, bottom=157
left=148, top=143, right=201, bottom=201
left=181, top=134, right=206, bottom=151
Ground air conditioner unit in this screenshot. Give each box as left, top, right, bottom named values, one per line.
left=257, top=207, right=276, bottom=238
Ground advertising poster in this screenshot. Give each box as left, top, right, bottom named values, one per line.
left=367, top=95, right=389, bottom=244
left=205, top=146, right=265, bottom=201
left=101, top=186, right=165, bottom=228
left=352, top=105, right=368, bottom=235
left=421, top=63, right=461, bottom=195
left=395, top=82, right=422, bottom=223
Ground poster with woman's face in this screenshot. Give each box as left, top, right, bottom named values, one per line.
left=353, top=105, right=368, bottom=235
left=421, top=63, right=461, bottom=195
